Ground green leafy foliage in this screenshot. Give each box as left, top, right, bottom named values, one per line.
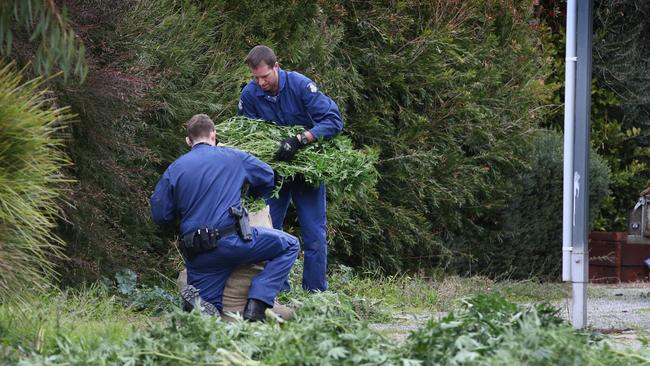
left=49, top=0, right=251, bottom=283
left=0, top=62, right=71, bottom=301
left=115, top=269, right=137, bottom=295
left=594, top=0, right=650, bottom=141
left=10, top=0, right=557, bottom=279
left=0, top=0, right=87, bottom=81
left=216, top=116, right=378, bottom=197
left=406, top=294, right=564, bottom=364
left=536, top=0, right=650, bottom=231
left=113, top=269, right=179, bottom=315
left=0, top=285, right=141, bottom=357
left=405, top=293, right=650, bottom=365
left=20, top=291, right=401, bottom=365
left=329, top=1, right=555, bottom=271
left=453, top=129, right=610, bottom=279
left=12, top=288, right=650, bottom=365
left=589, top=87, right=648, bottom=230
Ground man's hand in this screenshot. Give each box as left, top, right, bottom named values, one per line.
left=275, top=136, right=302, bottom=161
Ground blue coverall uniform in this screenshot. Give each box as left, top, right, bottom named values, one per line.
left=239, top=67, right=343, bottom=291
left=151, top=143, right=299, bottom=310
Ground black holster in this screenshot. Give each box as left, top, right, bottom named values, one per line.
left=178, top=226, right=218, bottom=259
left=229, top=206, right=253, bottom=241
left=178, top=207, right=252, bottom=259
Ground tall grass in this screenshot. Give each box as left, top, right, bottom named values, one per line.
left=0, top=285, right=144, bottom=355
left=0, top=62, right=72, bottom=301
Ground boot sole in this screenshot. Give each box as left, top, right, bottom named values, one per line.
left=181, top=285, right=219, bottom=316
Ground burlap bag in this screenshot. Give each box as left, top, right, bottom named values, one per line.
left=177, top=205, right=295, bottom=321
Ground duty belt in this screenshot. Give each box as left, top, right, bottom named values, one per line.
left=178, top=224, right=238, bottom=259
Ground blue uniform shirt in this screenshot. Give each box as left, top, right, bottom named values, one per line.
left=151, top=144, right=274, bottom=236
left=238, top=68, right=343, bottom=139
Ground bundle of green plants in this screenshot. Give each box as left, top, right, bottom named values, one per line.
left=405, top=293, right=650, bottom=365
left=20, top=291, right=401, bottom=365
left=216, top=116, right=378, bottom=197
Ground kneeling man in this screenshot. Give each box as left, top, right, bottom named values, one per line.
left=151, top=114, right=299, bottom=321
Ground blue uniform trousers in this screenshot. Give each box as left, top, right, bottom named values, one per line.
left=269, top=179, right=328, bottom=291
left=185, top=227, right=299, bottom=310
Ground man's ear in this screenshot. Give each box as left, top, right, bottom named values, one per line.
left=210, top=130, right=217, bottom=144
left=185, top=136, right=192, bottom=147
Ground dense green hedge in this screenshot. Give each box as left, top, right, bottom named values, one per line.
left=44, top=0, right=559, bottom=280
left=448, top=129, right=610, bottom=279
left=5, top=0, right=625, bottom=281
left=536, top=0, right=650, bottom=231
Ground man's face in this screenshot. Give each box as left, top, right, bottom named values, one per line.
left=250, top=62, right=279, bottom=95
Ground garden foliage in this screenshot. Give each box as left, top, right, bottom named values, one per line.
left=1, top=264, right=646, bottom=364
left=591, top=0, right=650, bottom=229
left=536, top=0, right=650, bottom=230
left=406, top=293, right=647, bottom=365
left=12, top=291, right=649, bottom=365
left=594, top=0, right=650, bottom=142
left=0, top=62, right=71, bottom=301
left=2, top=0, right=622, bottom=280
left=0, top=1, right=87, bottom=81
left=35, top=0, right=559, bottom=279
left=452, top=129, right=610, bottom=279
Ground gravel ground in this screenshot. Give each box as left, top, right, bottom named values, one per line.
left=370, top=282, right=650, bottom=348
left=555, top=282, right=650, bottom=349
left=369, top=312, right=441, bottom=344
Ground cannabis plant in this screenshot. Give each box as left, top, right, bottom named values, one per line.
left=216, top=116, right=378, bottom=198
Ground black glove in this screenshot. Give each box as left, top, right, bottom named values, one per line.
left=275, top=136, right=301, bottom=161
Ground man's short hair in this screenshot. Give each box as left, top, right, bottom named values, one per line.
left=245, top=45, right=277, bottom=68
left=185, top=114, right=215, bottom=141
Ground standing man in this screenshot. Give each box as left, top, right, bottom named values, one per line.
left=238, top=45, right=343, bottom=292
left=151, top=114, right=299, bottom=321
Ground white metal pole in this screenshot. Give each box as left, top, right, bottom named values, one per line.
left=571, top=0, right=593, bottom=329
left=562, top=0, right=578, bottom=282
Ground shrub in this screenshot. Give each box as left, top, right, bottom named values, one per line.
left=0, top=62, right=71, bottom=300
left=22, top=0, right=556, bottom=279
left=0, top=1, right=87, bottom=80
left=535, top=0, right=650, bottom=231
left=450, top=129, right=610, bottom=279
